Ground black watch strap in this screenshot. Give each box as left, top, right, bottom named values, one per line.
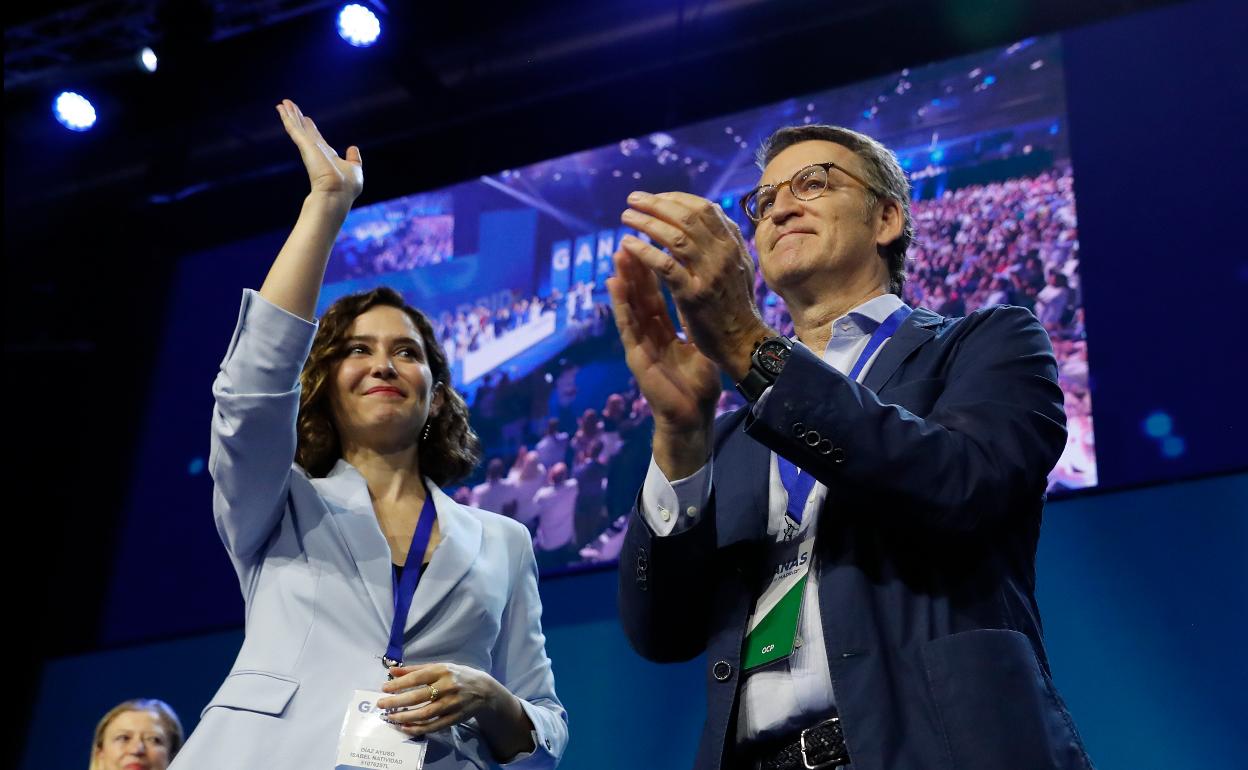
left=735, top=336, right=792, bottom=402
left=736, top=366, right=772, bottom=403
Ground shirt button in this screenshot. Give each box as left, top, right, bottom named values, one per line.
left=686, top=506, right=698, bottom=517
left=659, top=507, right=671, bottom=522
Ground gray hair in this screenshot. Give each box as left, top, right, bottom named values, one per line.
left=756, top=124, right=913, bottom=296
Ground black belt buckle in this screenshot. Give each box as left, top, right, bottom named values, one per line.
left=799, top=716, right=846, bottom=769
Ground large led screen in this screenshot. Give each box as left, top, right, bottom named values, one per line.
left=316, top=34, right=1094, bottom=574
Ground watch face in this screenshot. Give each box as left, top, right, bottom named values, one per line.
left=756, top=339, right=791, bottom=375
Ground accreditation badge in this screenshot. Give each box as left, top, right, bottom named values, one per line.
left=336, top=690, right=428, bottom=770
left=742, top=536, right=814, bottom=671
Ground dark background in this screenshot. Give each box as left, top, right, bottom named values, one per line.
left=6, top=0, right=1247, bottom=767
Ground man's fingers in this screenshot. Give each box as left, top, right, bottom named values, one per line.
left=619, top=235, right=689, bottom=289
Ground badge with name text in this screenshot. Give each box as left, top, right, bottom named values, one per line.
left=336, top=689, right=428, bottom=770
left=742, top=538, right=815, bottom=670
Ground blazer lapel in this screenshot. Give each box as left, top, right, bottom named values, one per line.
left=313, top=460, right=395, bottom=631
left=862, top=306, right=942, bottom=392
left=405, top=481, right=483, bottom=633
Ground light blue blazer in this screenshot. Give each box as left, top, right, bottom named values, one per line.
left=171, top=290, right=567, bottom=769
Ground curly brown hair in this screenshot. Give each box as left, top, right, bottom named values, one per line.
left=295, top=287, right=481, bottom=484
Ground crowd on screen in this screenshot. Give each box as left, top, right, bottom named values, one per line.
left=453, top=379, right=658, bottom=571
left=432, top=282, right=609, bottom=369
left=328, top=212, right=455, bottom=280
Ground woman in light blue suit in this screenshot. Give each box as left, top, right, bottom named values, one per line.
left=171, top=100, right=566, bottom=769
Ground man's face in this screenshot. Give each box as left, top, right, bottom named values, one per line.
left=754, top=140, right=897, bottom=298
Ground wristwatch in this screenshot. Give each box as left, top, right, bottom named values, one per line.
left=735, top=336, right=793, bottom=402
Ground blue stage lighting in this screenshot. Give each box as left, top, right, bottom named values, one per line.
left=337, top=4, right=381, bottom=47
left=1161, top=436, right=1186, bottom=458
left=1143, top=411, right=1173, bottom=438
left=188, top=457, right=205, bottom=475
left=53, top=91, right=97, bottom=131
left=138, top=46, right=158, bottom=73
left=929, top=148, right=945, bottom=164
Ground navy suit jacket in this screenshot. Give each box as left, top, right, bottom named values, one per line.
left=618, top=305, right=1093, bottom=770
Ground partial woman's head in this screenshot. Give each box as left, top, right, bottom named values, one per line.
left=297, top=287, right=480, bottom=484
left=90, top=700, right=183, bottom=770
left=754, top=125, right=913, bottom=296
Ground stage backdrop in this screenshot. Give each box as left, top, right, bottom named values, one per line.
left=28, top=0, right=1247, bottom=767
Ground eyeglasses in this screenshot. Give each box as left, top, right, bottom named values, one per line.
left=740, top=161, right=881, bottom=223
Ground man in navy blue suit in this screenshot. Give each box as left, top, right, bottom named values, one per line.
left=607, top=125, right=1093, bottom=770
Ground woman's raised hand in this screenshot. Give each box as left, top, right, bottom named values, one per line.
left=276, top=98, right=363, bottom=205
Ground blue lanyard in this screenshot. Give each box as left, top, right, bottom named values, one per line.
left=779, top=304, right=913, bottom=525
left=848, top=304, right=912, bottom=381
left=382, top=491, right=437, bottom=669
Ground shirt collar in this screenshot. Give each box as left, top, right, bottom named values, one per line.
left=828, top=292, right=907, bottom=340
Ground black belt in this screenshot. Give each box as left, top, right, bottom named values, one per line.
left=749, top=716, right=850, bottom=770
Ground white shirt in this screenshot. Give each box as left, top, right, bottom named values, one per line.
left=533, top=480, right=579, bottom=551
left=471, top=478, right=516, bottom=515
left=639, top=293, right=907, bottom=742
left=506, top=475, right=547, bottom=528
left=535, top=433, right=570, bottom=471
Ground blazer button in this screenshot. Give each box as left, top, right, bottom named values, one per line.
left=792, top=422, right=807, bottom=437
left=712, top=660, right=733, bottom=682
left=830, top=446, right=847, bottom=464
left=817, top=438, right=833, bottom=455
left=804, top=430, right=821, bottom=447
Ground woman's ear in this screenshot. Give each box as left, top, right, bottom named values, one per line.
left=430, top=380, right=445, bottom=416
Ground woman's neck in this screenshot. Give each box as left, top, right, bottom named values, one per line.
left=341, top=442, right=424, bottom=504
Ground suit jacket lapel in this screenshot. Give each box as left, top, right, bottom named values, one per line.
left=312, top=464, right=484, bottom=636
left=862, top=307, right=942, bottom=392
left=405, top=482, right=483, bottom=633
left=313, top=460, right=395, bottom=630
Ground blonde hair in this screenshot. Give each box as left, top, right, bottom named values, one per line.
left=89, top=699, right=183, bottom=770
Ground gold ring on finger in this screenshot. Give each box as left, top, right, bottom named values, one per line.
left=427, top=684, right=440, bottom=702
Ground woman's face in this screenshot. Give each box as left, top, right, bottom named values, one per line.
left=94, top=710, right=171, bottom=770
left=331, top=305, right=437, bottom=450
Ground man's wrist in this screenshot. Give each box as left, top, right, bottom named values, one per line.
left=732, top=325, right=788, bottom=399
left=652, top=422, right=712, bottom=481
left=723, top=321, right=775, bottom=381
